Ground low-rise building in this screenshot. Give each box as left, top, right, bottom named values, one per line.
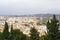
left=0, top=16, right=47, bottom=36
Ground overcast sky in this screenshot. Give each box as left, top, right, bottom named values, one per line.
left=0, top=0, right=60, bottom=15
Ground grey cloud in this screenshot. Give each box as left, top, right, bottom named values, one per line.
left=0, top=0, right=60, bottom=15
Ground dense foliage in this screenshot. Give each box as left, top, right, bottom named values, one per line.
left=45, top=15, right=60, bottom=40
left=0, top=22, right=28, bottom=40
left=30, top=27, right=40, bottom=40
left=0, top=15, right=60, bottom=40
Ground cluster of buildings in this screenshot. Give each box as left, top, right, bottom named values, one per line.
left=0, top=16, right=47, bottom=36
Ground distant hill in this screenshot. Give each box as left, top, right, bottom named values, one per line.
left=0, top=13, right=60, bottom=17
left=33, top=14, right=60, bottom=17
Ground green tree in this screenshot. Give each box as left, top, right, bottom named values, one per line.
left=0, top=32, right=2, bottom=39
left=57, top=31, right=60, bottom=40
left=30, top=27, right=40, bottom=40
left=46, top=15, right=59, bottom=40
left=40, top=36, right=45, bottom=40
left=8, top=25, right=13, bottom=40
left=12, top=29, right=21, bottom=40
left=9, top=29, right=28, bottom=40
left=11, top=25, right=13, bottom=33
left=1, top=22, right=9, bottom=40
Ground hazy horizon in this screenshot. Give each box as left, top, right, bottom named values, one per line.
left=0, top=0, right=60, bottom=15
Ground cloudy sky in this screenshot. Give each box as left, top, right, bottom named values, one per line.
left=0, top=0, right=60, bottom=15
